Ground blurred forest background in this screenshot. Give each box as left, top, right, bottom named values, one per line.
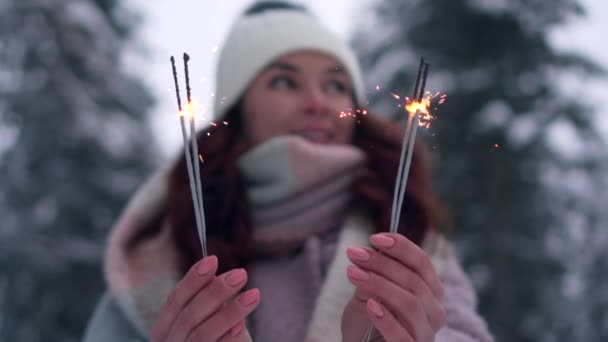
left=1, top=0, right=607, bottom=341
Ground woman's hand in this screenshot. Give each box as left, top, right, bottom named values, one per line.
left=341, top=233, right=446, bottom=342
left=150, top=256, right=260, bottom=342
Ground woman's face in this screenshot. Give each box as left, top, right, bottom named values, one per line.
left=241, top=50, right=356, bottom=146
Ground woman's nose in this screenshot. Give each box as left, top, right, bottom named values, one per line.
left=304, top=87, right=329, bottom=116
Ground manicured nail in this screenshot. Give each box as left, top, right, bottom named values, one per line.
left=347, top=247, right=371, bottom=262
left=226, top=269, right=247, bottom=287
left=347, top=265, right=370, bottom=281
left=370, top=234, right=395, bottom=248
left=238, top=288, right=260, bottom=306
left=229, top=321, right=245, bottom=337
left=197, top=255, right=217, bottom=276
left=367, top=298, right=385, bottom=318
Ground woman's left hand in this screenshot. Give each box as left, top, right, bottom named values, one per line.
left=341, top=233, right=446, bottom=342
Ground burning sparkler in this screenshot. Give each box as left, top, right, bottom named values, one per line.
left=363, top=57, right=432, bottom=342
left=170, top=54, right=208, bottom=257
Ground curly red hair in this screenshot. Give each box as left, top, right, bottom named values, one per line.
left=166, top=104, right=444, bottom=274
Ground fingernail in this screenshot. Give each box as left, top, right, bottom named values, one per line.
left=347, top=247, right=371, bottom=262
left=238, top=288, right=260, bottom=306
left=370, top=234, right=395, bottom=248
left=197, top=255, right=217, bottom=276
left=367, top=298, right=385, bottom=318
left=226, top=269, right=247, bottom=287
left=347, top=266, right=370, bottom=281
left=229, top=321, right=245, bottom=337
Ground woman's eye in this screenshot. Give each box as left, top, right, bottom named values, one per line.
left=269, top=76, right=296, bottom=89
left=325, top=80, right=348, bottom=94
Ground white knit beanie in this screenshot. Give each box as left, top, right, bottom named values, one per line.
left=213, top=2, right=367, bottom=119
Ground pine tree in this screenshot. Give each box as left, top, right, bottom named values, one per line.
left=0, top=1, right=157, bottom=340
left=353, top=0, right=606, bottom=340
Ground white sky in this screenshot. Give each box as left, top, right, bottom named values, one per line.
left=127, top=0, right=608, bottom=159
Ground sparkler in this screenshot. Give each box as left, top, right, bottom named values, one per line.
left=170, top=54, right=208, bottom=257
left=363, top=58, right=431, bottom=342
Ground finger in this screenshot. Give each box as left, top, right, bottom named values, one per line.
left=188, top=289, right=261, bottom=342
left=167, top=268, right=249, bottom=341
left=366, top=298, right=413, bottom=342
left=369, top=233, right=444, bottom=299
left=347, top=247, right=446, bottom=330
left=347, top=266, right=434, bottom=341
left=150, top=255, right=218, bottom=341
left=217, top=320, right=253, bottom=342
left=217, top=321, right=245, bottom=342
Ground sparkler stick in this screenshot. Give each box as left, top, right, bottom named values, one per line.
left=170, top=55, right=207, bottom=257
left=393, top=62, right=429, bottom=233
left=363, top=59, right=430, bottom=342
left=393, top=110, right=421, bottom=233
left=184, top=53, right=208, bottom=257
left=390, top=58, right=426, bottom=232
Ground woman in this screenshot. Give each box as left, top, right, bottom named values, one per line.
left=83, top=2, right=493, bottom=341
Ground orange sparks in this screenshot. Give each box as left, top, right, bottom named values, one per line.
left=376, top=85, right=380, bottom=90
left=178, top=98, right=205, bottom=119
left=177, top=98, right=211, bottom=122
left=405, top=97, right=431, bottom=115
left=494, top=144, right=500, bottom=148
left=400, top=91, right=447, bottom=128
left=391, top=93, right=401, bottom=100
left=178, top=99, right=198, bottom=119
left=405, top=96, right=433, bottom=128
left=199, top=154, right=205, bottom=163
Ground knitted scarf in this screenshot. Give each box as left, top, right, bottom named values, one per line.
left=237, top=135, right=365, bottom=340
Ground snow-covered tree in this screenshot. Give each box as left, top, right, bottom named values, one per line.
left=353, top=0, right=607, bottom=340
left=0, top=1, right=157, bottom=340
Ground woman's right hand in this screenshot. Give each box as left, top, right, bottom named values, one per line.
left=150, top=255, right=261, bottom=342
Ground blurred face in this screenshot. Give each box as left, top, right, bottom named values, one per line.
left=241, top=50, right=356, bottom=146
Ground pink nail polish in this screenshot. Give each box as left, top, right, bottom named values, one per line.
left=347, top=266, right=370, bottom=281
left=367, top=298, right=385, bottom=318
left=238, top=289, right=260, bottom=306
left=197, top=255, right=217, bottom=276
left=226, top=269, right=247, bottom=287
left=347, top=247, right=371, bottom=262
left=370, top=234, right=395, bottom=248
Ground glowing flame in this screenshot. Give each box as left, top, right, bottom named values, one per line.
left=178, top=98, right=210, bottom=122
left=178, top=99, right=199, bottom=119
left=405, top=97, right=430, bottom=114
left=405, top=96, right=434, bottom=127
left=399, top=91, right=447, bottom=128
